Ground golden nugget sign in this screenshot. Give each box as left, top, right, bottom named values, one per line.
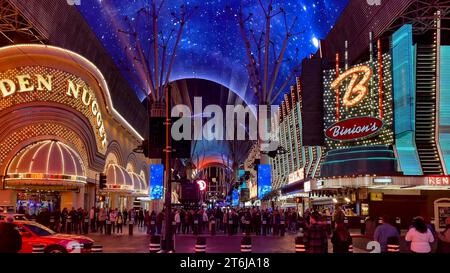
left=0, top=72, right=107, bottom=148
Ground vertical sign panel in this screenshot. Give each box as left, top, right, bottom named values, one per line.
left=150, top=164, right=164, bottom=200
left=258, top=164, right=272, bottom=200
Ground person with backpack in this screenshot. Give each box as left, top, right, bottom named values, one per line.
left=405, top=216, right=435, bottom=253
left=331, top=222, right=353, bottom=253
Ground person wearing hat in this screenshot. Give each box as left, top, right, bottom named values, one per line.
left=437, top=217, right=450, bottom=253
left=0, top=216, right=22, bottom=253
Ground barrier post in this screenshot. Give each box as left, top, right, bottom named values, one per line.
left=84, top=217, right=89, bottom=234
left=280, top=220, right=286, bottom=236
left=129, top=220, right=134, bottom=236
left=91, top=245, right=103, bottom=253
left=387, top=236, right=400, bottom=253
left=149, top=235, right=161, bottom=253
left=210, top=220, right=216, bottom=236
left=106, top=220, right=111, bottom=235
left=240, top=236, right=252, bottom=253
left=295, top=236, right=305, bottom=253
left=262, top=220, right=267, bottom=236
left=67, top=216, right=72, bottom=234
left=193, top=220, right=199, bottom=235
left=360, top=218, right=366, bottom=235
left=195, top=237, right=207, bottom=253
left=395, top=217, right=401, bottom=233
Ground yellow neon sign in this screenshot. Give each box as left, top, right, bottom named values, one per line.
left=331, top=65, right=373, bottom=108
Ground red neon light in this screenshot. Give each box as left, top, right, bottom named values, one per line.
left=377, top=39, right=383, bottom=119
left=197, top=180, right=207, bottom=191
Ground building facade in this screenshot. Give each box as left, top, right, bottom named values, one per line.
left=0, top=45, right=150, bottom=214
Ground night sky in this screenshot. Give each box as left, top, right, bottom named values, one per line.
left=77, top=0, right=348, bottom=104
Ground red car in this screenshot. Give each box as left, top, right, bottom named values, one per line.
left=12, top=221, right=94, bottom=253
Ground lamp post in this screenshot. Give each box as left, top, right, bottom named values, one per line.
left=163, top=85, right=173, bottom=252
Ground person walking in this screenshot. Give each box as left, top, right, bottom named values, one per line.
left=109, top=209, right=117, bottom=234
left=0, top=216, right=22, bottom=253
left=303, top=212, right=328, bottom=253
left=116, top=211, right=123, bottom=234
left=89, top=207, right=96, bottom=232
left=405, top=217, right=434, bottom=253
left=374, top=215, right=400, bottom=253
left=437, top=217, right=450, bottom=253
left=331, top=222, right=353, bottom=253
left=175, top=210, right=181, bottom=234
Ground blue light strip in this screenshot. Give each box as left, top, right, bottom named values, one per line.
left=321, top=157, right=398, bottom=165
left=392, top=24, right=422, bottom=175
left=439, top=46, right=450, bottom=174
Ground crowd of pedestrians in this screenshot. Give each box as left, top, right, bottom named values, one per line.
left=14, top=204, right=450, bottom=253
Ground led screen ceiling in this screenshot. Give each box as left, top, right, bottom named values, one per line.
left=77, top=0, right=348, bottom=103
left=323, top=53, right=394, bottom=149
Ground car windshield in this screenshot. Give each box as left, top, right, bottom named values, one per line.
left=23, top=223, right=56, bottom=236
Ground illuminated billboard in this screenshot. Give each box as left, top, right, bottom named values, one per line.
left=258, top=164, right=272, bottom=200
left=323, top=51, right=394, bottom=149
left=149, top=164, right=164, bottom=200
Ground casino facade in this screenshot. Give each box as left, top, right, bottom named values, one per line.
left=270, top=0, right=450, bottom=231
left=0, top=44, right=150, bottom=214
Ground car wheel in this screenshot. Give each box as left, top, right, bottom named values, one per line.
left=45, top=245, right=67, bottom=253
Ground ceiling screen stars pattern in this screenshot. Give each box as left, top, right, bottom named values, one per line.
left=77, top=0, right=348, bottom=103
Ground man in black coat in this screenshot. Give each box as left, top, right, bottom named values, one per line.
left=0, top=216, right=22, bottom=253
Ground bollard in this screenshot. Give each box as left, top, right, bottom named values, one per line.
left=360, top=218, right=366, bottom=235
left=129, top=220, right=134, bottom=236
left=240, top=236, right=252, bottom=253
left=210, top=220, right=216, bottom=236
left=344, top=217, right=349, bottom=228
left=67, top=216, right=72, bottom=234
left=348, top=244, right=354, bottom=253
left=395, top=217, right=401, bottom=233
left=228, top=220, right=233, bottom=236
left=280, top=220, right=285, bottom=236
left=326, top=217, right=332, bottom=234
left=262, top=220, right=267, bottom=236
left=195, top=237, right=207, bottom=253
left=193, top=220, right=199, bottom=235
left=149, top=235, right=161, bottom=253
left=387, top=236, right=400, bottom=253
left=377, top=217, right=383, bottom=226
left=106, top=220, right=111, bottom=235
left=32, top=244, right=45, bottom=253
left=50, top=216, right=55, bottom=230
left=91, top=245, right=103, bottom=253
left=172, top=221, right=177, bottom=234
left=84, top=218, right=89, bottom=234
left=295, top=236, right=305, bottom=253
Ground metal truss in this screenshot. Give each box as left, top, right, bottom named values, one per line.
left=0, top=0, right=46, bottom=44
left=386, top=0, right=450, bottom=35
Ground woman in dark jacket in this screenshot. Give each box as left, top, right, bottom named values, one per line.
left=331, top=222, right=353, bottom=253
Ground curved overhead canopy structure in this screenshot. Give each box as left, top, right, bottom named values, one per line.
left=130, top=172, right=148, bottom=196
left=5, top=140, right=86, bottom=189
left=105, top=164, right=133, bottom=193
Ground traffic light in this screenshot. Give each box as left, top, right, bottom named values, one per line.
left=99, top=173, right=107, bottom=189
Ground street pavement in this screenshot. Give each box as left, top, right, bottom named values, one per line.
left=86, top=227, right=387, bottom=253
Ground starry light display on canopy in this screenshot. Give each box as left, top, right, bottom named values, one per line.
left=77, top=0, right=348, bottom=104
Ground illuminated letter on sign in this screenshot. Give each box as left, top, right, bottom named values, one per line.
left=331, top=65, right=373, bottom=108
